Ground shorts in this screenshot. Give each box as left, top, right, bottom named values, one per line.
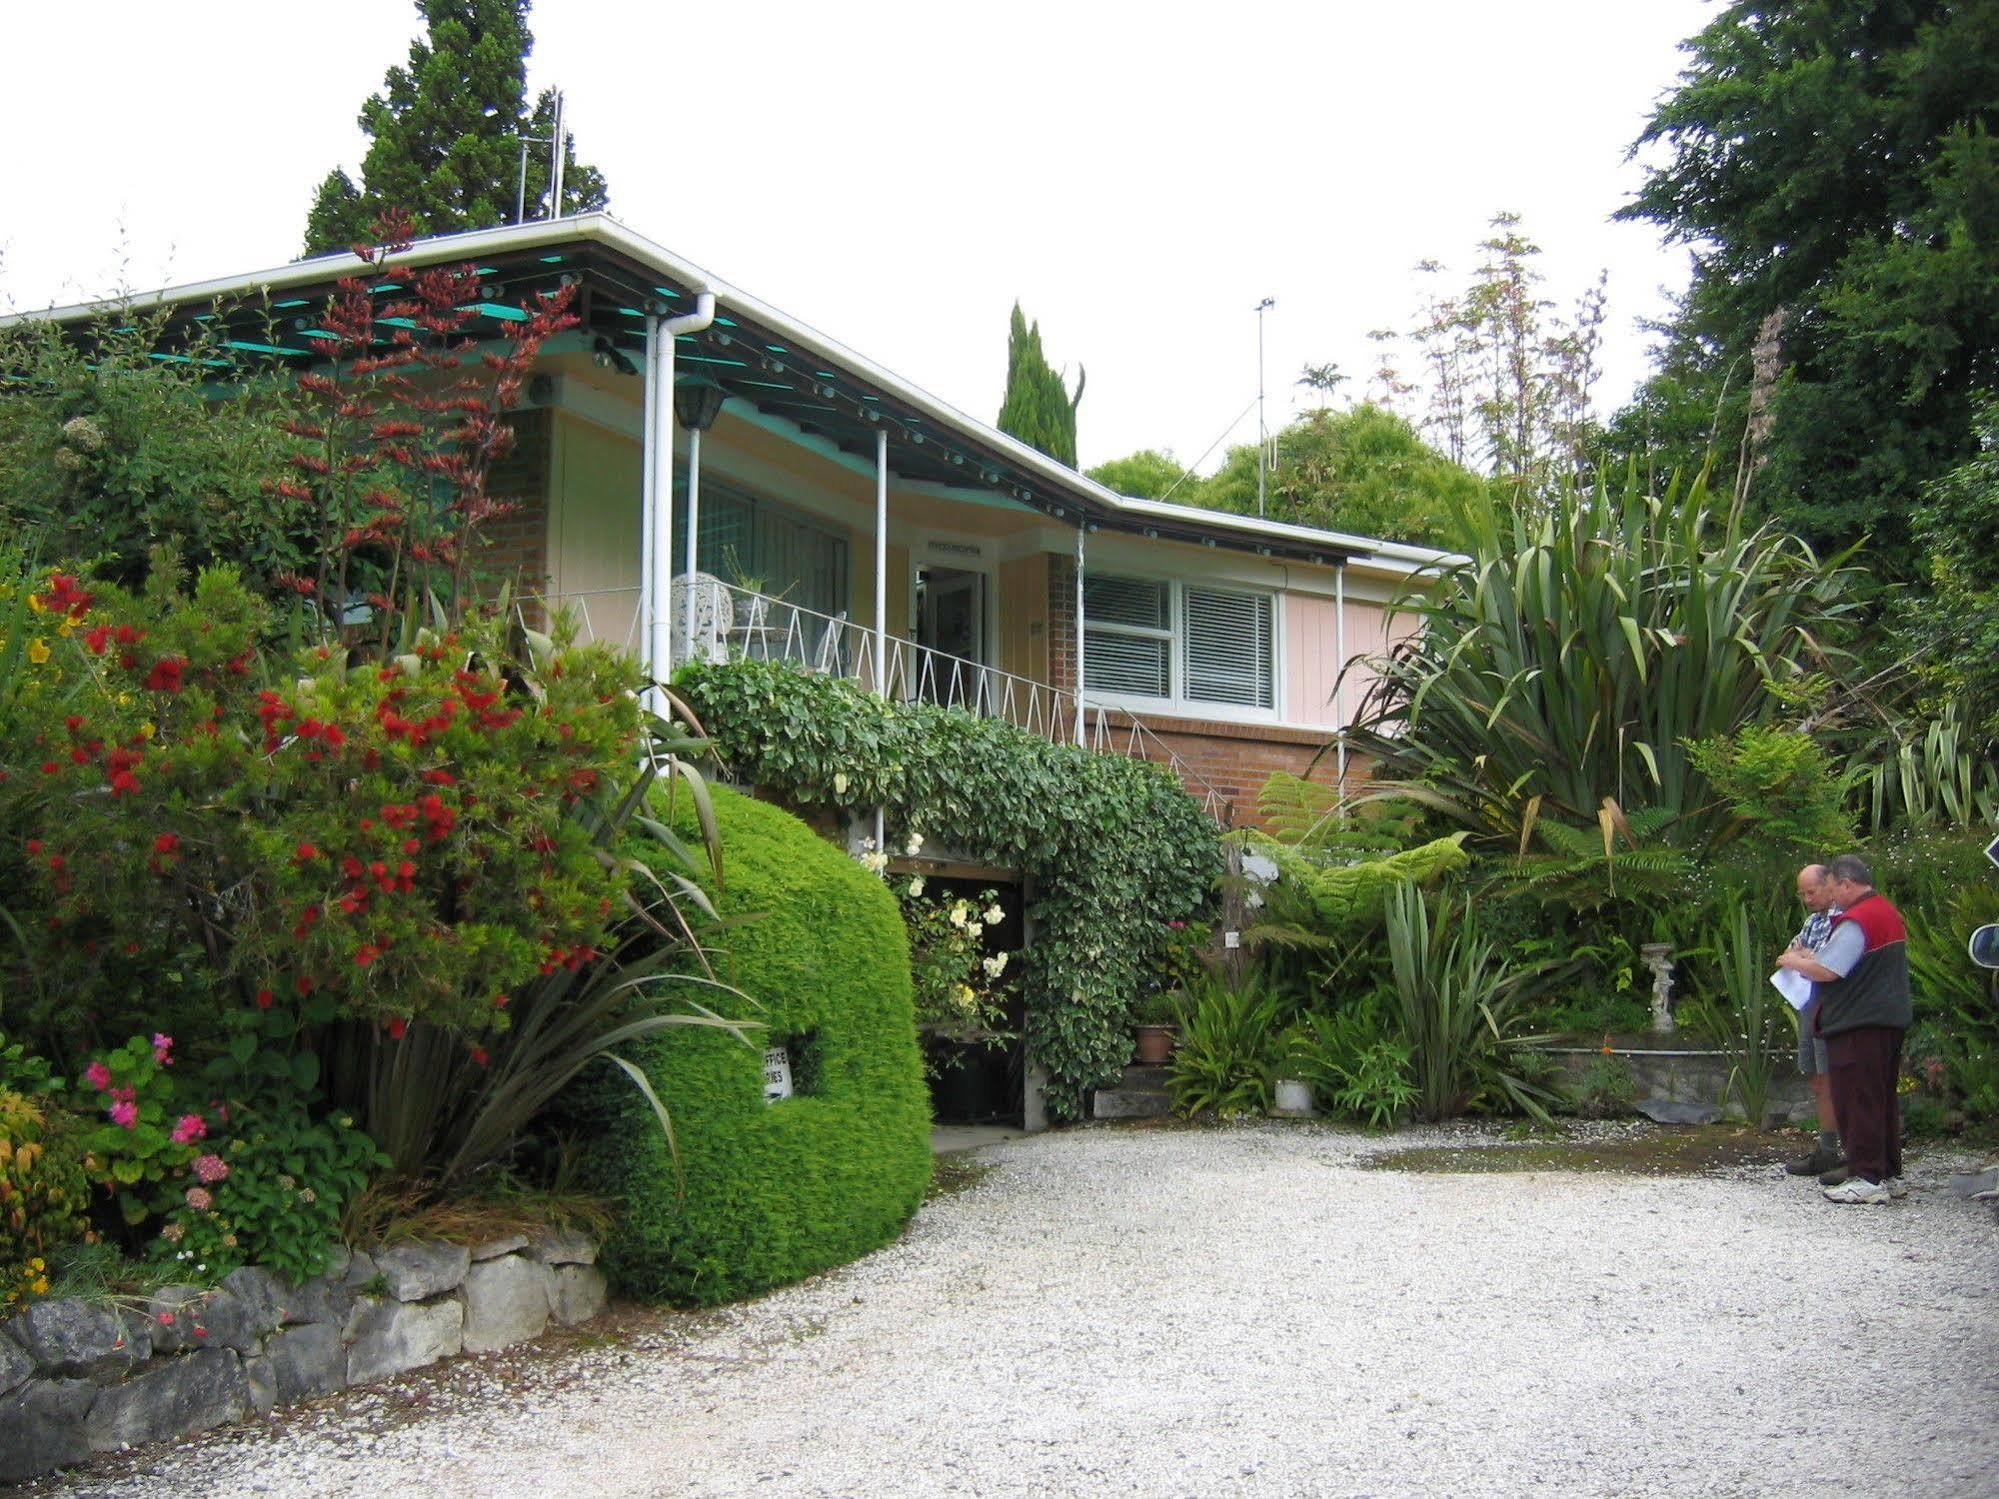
left=1797, top=996, right=1829, bottom=1075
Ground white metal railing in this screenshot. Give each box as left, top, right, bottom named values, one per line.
left=662, top=580, right=1236, bottom=824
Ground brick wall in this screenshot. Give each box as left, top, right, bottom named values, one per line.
left=477, top=408, right=552, bottom=622
left=1105, top=712, right=1356, bottom=831
left=1046, top=552, right=1077, bottom=695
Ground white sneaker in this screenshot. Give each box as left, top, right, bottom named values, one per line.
left=1887, top=1177, right=1909, bottom=1199
left=1823, top=1177, right=1891, bottom=1205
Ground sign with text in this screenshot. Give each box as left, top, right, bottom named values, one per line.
left=762, top=1046, right=793, bottom=1104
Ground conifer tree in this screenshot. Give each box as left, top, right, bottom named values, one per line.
left=303, top=0, right=607, bottom=255
left=997, top=304, right=1084, bottom=466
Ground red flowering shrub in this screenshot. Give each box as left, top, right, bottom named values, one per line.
left=4, top=559, right=645, bottom=1068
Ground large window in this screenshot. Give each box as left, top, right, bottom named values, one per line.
left=670, top=477, right=848, bottom=619
left=1083, top=573, right=1276, bottom=713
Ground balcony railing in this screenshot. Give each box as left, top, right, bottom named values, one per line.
left=527, top=579, right=1234, bottom=824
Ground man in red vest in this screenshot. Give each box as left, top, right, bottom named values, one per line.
left=1776, top=854, right=1913, bottom=1204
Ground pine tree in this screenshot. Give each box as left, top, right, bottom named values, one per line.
left=997, top=303, right=1084, bottom=466
left=303, top=0, right=608, bottom=255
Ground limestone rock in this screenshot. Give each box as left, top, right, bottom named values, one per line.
left=8, top=1299, right=148, bottom=1380
left=184, top=1287, right=266, bottom=1354
left=0, top=1377, right=95, bottom=1481
left=1635, top=1098, right=1722, bottom=1126
left=84, top=1348, right=246, bottom=1452
left=283, top=1272, right=358, bottom=1328
left=374, top=1242, right=470, bottom=1301
left=460, top=1255, right=551, bottom=1354
left=0, top=1329, right=33, bottom=1397
left=221, top=1266, right=289, bottom=1333
left=242, top=1353, right=277, bottom=1417
left=144, top=1285, right=211, bottom=1355
left=471, top=1232, right=530, bottom=1261
left=547, top=1264, right=608, bottom=1328
left=525, top=1228, right=597, bottom=1266
left=344, top=1296, right=462, bottom=1385
left=267, top=1321, right=346, bottom=1403
left=340, top=1249, right=379, bottom=1289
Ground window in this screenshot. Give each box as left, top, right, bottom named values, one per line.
left=671, top=478, right=848, bottom=619
left=1083, top=573, right=1276, bottom=713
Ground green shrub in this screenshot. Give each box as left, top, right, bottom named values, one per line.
left=1, top=1090, right=89, bottom=1309
left=1164, top=971, right=1286, bottom=1118
left=582, top=786, right=931, bottom=1305
left=1282, top=997, right=1416, bottom=1128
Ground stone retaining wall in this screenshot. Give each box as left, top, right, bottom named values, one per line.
left=0, top=1229, right=605, bottom=1484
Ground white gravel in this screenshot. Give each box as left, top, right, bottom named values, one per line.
left=40, top=1123, right=1999, bottom=1499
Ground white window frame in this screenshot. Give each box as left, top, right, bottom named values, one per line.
left=1082, top=570, right=1283, bottom=723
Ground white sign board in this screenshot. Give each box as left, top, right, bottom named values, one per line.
left=762, top=1046, right=793, bottom=1104
left=1987, top=831, right=1999, bottom=871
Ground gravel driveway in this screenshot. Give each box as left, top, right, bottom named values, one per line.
left=41, top=1123, right=1999, bottom=1499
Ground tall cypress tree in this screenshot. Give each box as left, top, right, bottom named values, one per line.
left=303, top=0, right=608, bottom=254
left=997, top=303, right=1085, bottom=466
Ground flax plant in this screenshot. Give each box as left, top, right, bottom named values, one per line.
left=1341, top=468, right=1854, bottom=850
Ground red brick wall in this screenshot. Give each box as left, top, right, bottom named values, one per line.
left=1103, top=712, right=1356, bottom=831
left=1046, top=552, right=1077, bottom=696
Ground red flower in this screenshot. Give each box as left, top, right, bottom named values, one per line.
left=153, top=833, right=180, bottom=855
left=492, top=993, right=510, bottom=1009
left=386, top=1017, right=407, bottom=1039
left=295, top=843, right=318, bottom=862
left=255, top=988, right=274, bottom=1010
left=70, top=747, right=89, bottom=764
left=36, top=573, right=94, bottom=620
left=83, top=624, right=111, bottom=654
left=64, top=715, right=83, bottom=732
left=354, top=944, right=380, bottom=967
left=110, top=770, right=141, bottom=796
left=296, top=975, right=315, bottom=996
left=40, top=761, right=60, bottom=776
left=113, top=625, right=144, bottom=646
left=420, top=769, right=456, bottom=785
left=469, top=1047, right=489, bottom=1067
left=143, top=656, right=188, bottom=693
left=24, top=839, right=41, bottom=855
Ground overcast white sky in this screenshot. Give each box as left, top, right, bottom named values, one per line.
left=3, top=0, right=1709, bottom=473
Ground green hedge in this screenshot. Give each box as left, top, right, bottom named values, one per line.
left=583, top=785, right=931, bottom=1304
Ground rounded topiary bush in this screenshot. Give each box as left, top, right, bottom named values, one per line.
left=583, top=785, right=931, bottom=1304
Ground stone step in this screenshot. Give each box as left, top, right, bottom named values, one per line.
left=1092, top=1065, right=1172, bottom=1121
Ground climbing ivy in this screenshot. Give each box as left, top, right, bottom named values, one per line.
left=678, top=660, right=1220, bottom=1119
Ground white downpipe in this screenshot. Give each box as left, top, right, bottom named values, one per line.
left=1335, top=561, right=1349, bottom=800
left=874, top=426, right=888, bottom=696
left=682, top=425, right=704, bottom=660
left=639, top=316, right=659, bottom=685
left=1073, top=526, right=1087, bottom=745
left=645, top=291, right=716, bottom=700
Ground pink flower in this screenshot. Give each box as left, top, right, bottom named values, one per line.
left=184, top=1186, right=213, bottom=1211
left=155, top=1311, right=175, bottom=1327
left=170, top=1113, right=206, bottom=1144
left=152, top=1032, right=174, bottom=1064
left=109, top=1099, right=138, bottom=1129
left=84, top=1061, right=112, bottom=1091
left=192, top=1153, right=229, bottom=1184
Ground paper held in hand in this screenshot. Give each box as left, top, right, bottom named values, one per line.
left=1770, top=967, right=1814, bottom=1011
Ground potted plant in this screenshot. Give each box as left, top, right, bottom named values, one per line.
left=1133, top=989, right=1182, bottom=1065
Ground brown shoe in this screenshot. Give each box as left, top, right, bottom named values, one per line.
left=1787, top=1147, right=1843, bottom=1176
left=1818, top=1163, right=1850, bottom=1187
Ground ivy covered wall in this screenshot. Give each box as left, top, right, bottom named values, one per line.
left=678, top=661, right=1220, bottom=1119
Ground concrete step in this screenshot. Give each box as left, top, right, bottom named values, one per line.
left=1093, top=1065, right=1172, bottom=1121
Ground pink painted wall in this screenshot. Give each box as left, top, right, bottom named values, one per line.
left=1283, top=592, right=1408, bottom=727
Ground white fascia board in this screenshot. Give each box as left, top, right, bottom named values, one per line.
left=7, top=212, right=1466, bottom=574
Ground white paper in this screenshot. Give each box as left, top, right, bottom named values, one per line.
left=1770, top=968, right=1814, bottom=1012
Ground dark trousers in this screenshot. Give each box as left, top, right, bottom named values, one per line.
left=1825, top=1026, right=1904, bottom=1184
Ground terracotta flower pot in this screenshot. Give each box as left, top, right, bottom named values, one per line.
left=1134, top=1024, right=1177, bottom=1065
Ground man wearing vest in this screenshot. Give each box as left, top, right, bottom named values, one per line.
left=1775, top=854, right=1913, bottom=1205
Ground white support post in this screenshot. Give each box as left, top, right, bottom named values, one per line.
left=1073, top=526, right=1087, bottom=745
left=682, top=426, right=704, bottom=661
left=639, top=316, right=659, bottom=688
left=646, top=324, right=679, bottom=699
left=874, top=426, right=889, bottom=697
left=1335, top=561, right=1349, bottom=801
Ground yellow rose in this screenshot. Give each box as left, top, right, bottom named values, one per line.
left=28, top=638, right=50, bottom=664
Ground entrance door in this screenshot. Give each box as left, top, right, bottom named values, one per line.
left=916, top=566, right=986, bottom=708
